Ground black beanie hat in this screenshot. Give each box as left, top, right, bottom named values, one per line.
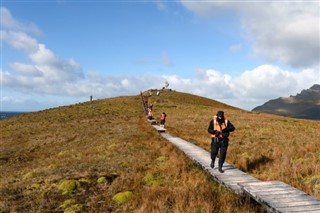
left=216, top=111, right=224, bottom=118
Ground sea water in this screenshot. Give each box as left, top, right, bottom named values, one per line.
left=0, top=111, right=27, bottom=119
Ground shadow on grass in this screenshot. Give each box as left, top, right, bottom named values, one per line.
left=247, top=155, right=273, bottom=172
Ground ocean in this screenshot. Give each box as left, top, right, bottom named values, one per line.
left=0, top=111, right=27, bottom=120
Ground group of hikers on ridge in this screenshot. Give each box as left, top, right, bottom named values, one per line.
left=146, top=102, right=166, bottom=128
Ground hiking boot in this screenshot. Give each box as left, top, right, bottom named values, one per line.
left=210, top=161, right=214, bottom=168
left=218, top=167, right=224, bottom=173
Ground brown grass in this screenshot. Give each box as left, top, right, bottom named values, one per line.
left=0, top=94, right=267, bottom=212
left=149, top=90, right=320, bottom=199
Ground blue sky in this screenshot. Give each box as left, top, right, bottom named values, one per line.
left=1, top=1, right=319, bottom=111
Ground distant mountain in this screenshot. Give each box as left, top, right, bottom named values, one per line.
left=252, top=84, right=320, bottom=120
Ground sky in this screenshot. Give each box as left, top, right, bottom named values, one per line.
left=1, top=0, right=319, bottom=112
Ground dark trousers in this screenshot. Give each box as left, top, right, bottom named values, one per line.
left=211, top=138, right=229, bottom=168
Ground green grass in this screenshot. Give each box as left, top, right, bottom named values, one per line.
left=2, top=90, right=316, bottom=212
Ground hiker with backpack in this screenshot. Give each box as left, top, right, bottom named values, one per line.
left=208, top=110, right=235, bottom=173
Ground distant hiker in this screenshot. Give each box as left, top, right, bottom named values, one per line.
left=149, top=103, right=153, bottom=111
left=147, top=108, right=154, bottom=120
left=208, top=110, right=235, bottom=173
left=160, top=112, right=166, bottom=128
left=145, top=100, right=148, bottom=109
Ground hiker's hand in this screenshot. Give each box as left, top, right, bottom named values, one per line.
left=214, top=131, right=220, bottom=137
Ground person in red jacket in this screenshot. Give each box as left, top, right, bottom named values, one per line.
left=207, top=111, right=235, bottom=173
left=160, top=112, right=166, bottom=128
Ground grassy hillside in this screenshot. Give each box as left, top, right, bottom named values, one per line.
left=148, top=90, right=320, bottom=199
left=0, top=94, right=265, bottom=212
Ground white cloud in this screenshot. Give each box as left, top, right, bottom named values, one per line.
left=1, top=96, right=35, bottom=111
left=243, top=5, right=320, bottom=67
left=2, top=64, right=319, bottom=111
left=0, top=94, right=84, bottom=112
left=121, top=79, right=130, bottom=88
left=232, top=65, right=296, bottom=98
left=0, top=7, right=41, bottom=35
left=1, top=7, right=84, bottom=94
left=1, top=6, right=319, bottom=112
left=29, top=44, right=57, bottom=65
left=164, top=65, right=319, bottom=110
left=9, top=63, right=43, bottom=76
left=180, top=1, right=320, bottom=68
left=1, top=31, right=39, bottom=53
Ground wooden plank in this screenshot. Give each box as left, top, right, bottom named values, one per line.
left=257, top=192, right=311, bottom=199
left=250, top=189, right=305, bottom=196
left=238, top=181, right=320, bottom=212
left=269, top=199, right=320, bottom=208
left=242, top=186, right=294, bottom=192
left=150, top=125, right=320, bottom=213
left=151, top=124, right=166, bottom=132
left=161, top=132, right=174, bottom=139
left=162, top=134, right=261, bottom=194
left=276, top=205, right=320, bottom=212
left=240, top=181, right=285, bottom=187
left=265, top=195, right=318, bottom=203
left=147, top=119, right=157, bottom=125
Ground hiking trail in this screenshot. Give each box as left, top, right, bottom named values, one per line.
left=140, top=93, right=320, bottom=213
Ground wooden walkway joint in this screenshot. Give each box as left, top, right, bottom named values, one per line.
left=149, top=123, right=320, bottom=212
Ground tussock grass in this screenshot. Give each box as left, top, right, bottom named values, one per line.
left=149, top=90, right=320, bottom=199
left=0, top=94, right=266, bottom=212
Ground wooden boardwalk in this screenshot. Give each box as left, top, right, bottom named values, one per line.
left=150, top=124, right=320, bottom=213
left=240, top=181, right=320, bottom=212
